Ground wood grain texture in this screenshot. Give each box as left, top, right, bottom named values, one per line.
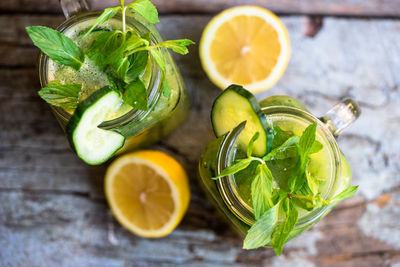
left=1, top=11, right=400, bottom=267
left=1, top=0, right=400, bottom=17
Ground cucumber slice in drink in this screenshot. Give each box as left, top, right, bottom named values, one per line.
left=66, top=86, right=125, bottom=165
left=211, top=84, right=272, bottom=156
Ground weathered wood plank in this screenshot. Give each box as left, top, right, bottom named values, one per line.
left=0, top=15, right=63, bottom=46
left=153, top=0, right=400, bottom=17
left=1, top=0, right=400, bottom=17
left=0, top=191, right=247, bottom=266
left=0, top=191, right=397, bottom=266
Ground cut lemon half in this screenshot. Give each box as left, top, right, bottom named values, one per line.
left=105, top=150, right=190, bottom=238
left=199, top=6, right=290, bottom=93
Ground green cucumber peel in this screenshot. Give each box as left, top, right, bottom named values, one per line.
left=66, top=86, right=125, bottom=165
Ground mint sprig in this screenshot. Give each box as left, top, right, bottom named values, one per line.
left=251, top=164, right=274, bottom=219
left=123, top=78, right=148, bottom=110
left=271, top=198, right=298, bottom=255
left=27, top=0, right=194, bottom=112
left=126, top=0, right=159, bottom=24
left=125, top=51, right=149, bottom=83
left=305, top=163, right=319, bottom=195
left=243, top=203, right=280, bottom=249
left=212, top=158, right=253, bottom=180
left=81, top=6, right=121, bottom=39
left=26, top=26, right=85, bottom=71
left=153, top=39, right=196, bottom=55
left=83, top=0, right=194, bottom=106
left=263, top=136, right=299, bottom=161
left=213, top=121, right=359, bottom=255
left=288, top=122, right=322, bottom=192
left=38, top=80, right=81, bottom=109
left=87, top=30, right=126, bottom=66
left=82, top=0, right=158, bottom=39
left=111, top=57, right=130, bottom=81
left=328, top=185, right=359, bottom=207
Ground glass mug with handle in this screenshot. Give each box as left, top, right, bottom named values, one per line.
left=198, top=93, right=360, bottom=248
left=35, top=0, right=190, bottom=163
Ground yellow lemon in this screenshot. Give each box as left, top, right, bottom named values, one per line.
left=200, top=6, right=290, bottom=93
left=105, top=150, right=190, bottom=238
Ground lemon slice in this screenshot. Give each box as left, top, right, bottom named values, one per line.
left=199, top=6, right=290, bottom=93
left=105, top=150, right=190, bottom=238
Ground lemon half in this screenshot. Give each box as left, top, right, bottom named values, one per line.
left=200, top=6, right=291, bottom=93
left=105, top=150, right=190, bottom=238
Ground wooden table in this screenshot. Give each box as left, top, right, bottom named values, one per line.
left=1, top=1, right=400, bottom=266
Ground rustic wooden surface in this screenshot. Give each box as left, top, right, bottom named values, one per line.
left=1, top=1, right=400, bottom=266
left=2, top=0, right=400, bottom=17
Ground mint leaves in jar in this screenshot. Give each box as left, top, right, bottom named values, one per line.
left=211, top=85, right=358, bottom=256
left=26, top=0, right=194, bottom=111
left=26, top=0, right=194, bottom=165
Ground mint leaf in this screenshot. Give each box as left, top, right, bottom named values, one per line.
left=263, top=136, right=299, bottom=161
left=87, top=31, right=125, bottom=66
left=81, top=6, right=121, bottom=39
left=124, top=31, right=149, bottom=55
left=329, top=186, right=358, bottom=207
left=288, top=122, right=318, bottom=192
left=125, top=51, right=149, bottom=83
left=288, top=159, right=307, bottom=192
left=106, top=68, right=126, bottom=93
left=127, top=0, right=159, bottom=24
left=26, top=26, right=85, bottom=71
left=282, top=136, right=300, bottom=147
left=305, top=163, right=319, bottom=195
left=38, top=80, right=81, bottom=109
left=149, top=48, right=165, bottom=71
left=243, top=203, right=280, bottom=249
left=271, top=198, right=298, bottom=255
left=123, top=78, right=148, bottom=110
left=247, top=132, right=260, bottom=158
left=156, top=39, right=195, bottom=55
left=251, top=164, right=274, bottom=219
left=111, top=57, right=130, bottom=81
left=212, top=158, right=253, bottom=180
left=309, top=140, right=323, bottom=154
left=299, top=122, right=317, bottom=157
left=271, top=126, right=293, bottom=148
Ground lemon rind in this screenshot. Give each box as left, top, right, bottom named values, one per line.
left=105, top=153, right=185, bottom=238
left=200, top=5, right=291, bottom=93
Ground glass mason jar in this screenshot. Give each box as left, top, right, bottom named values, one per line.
left=198, top=95, right=360, bottom=242
left=38, top=0, right=189, bottom=153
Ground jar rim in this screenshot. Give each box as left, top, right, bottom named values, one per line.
left=38, top=11, right=163, bottom=129
left=216, top=105, right=342, bottom=228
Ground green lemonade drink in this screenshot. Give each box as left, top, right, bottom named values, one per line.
left=47, top=18, right=151, bottom=120
left=28, top=1, right=194, bottom=164
left=233, top=114, right=337, bottom=214
left=199, top=86, right=359, bottom=255
left=43, top=14, right=188, bottom=148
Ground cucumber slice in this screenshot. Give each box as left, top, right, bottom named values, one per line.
left=211, top=84, right=272, bottom=156
left=66, top=86, right=125, bottom=165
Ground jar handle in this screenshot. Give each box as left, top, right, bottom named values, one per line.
left=59, top=0, right=90, bottom=19
left=320, top=99, right=361, bottom=137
